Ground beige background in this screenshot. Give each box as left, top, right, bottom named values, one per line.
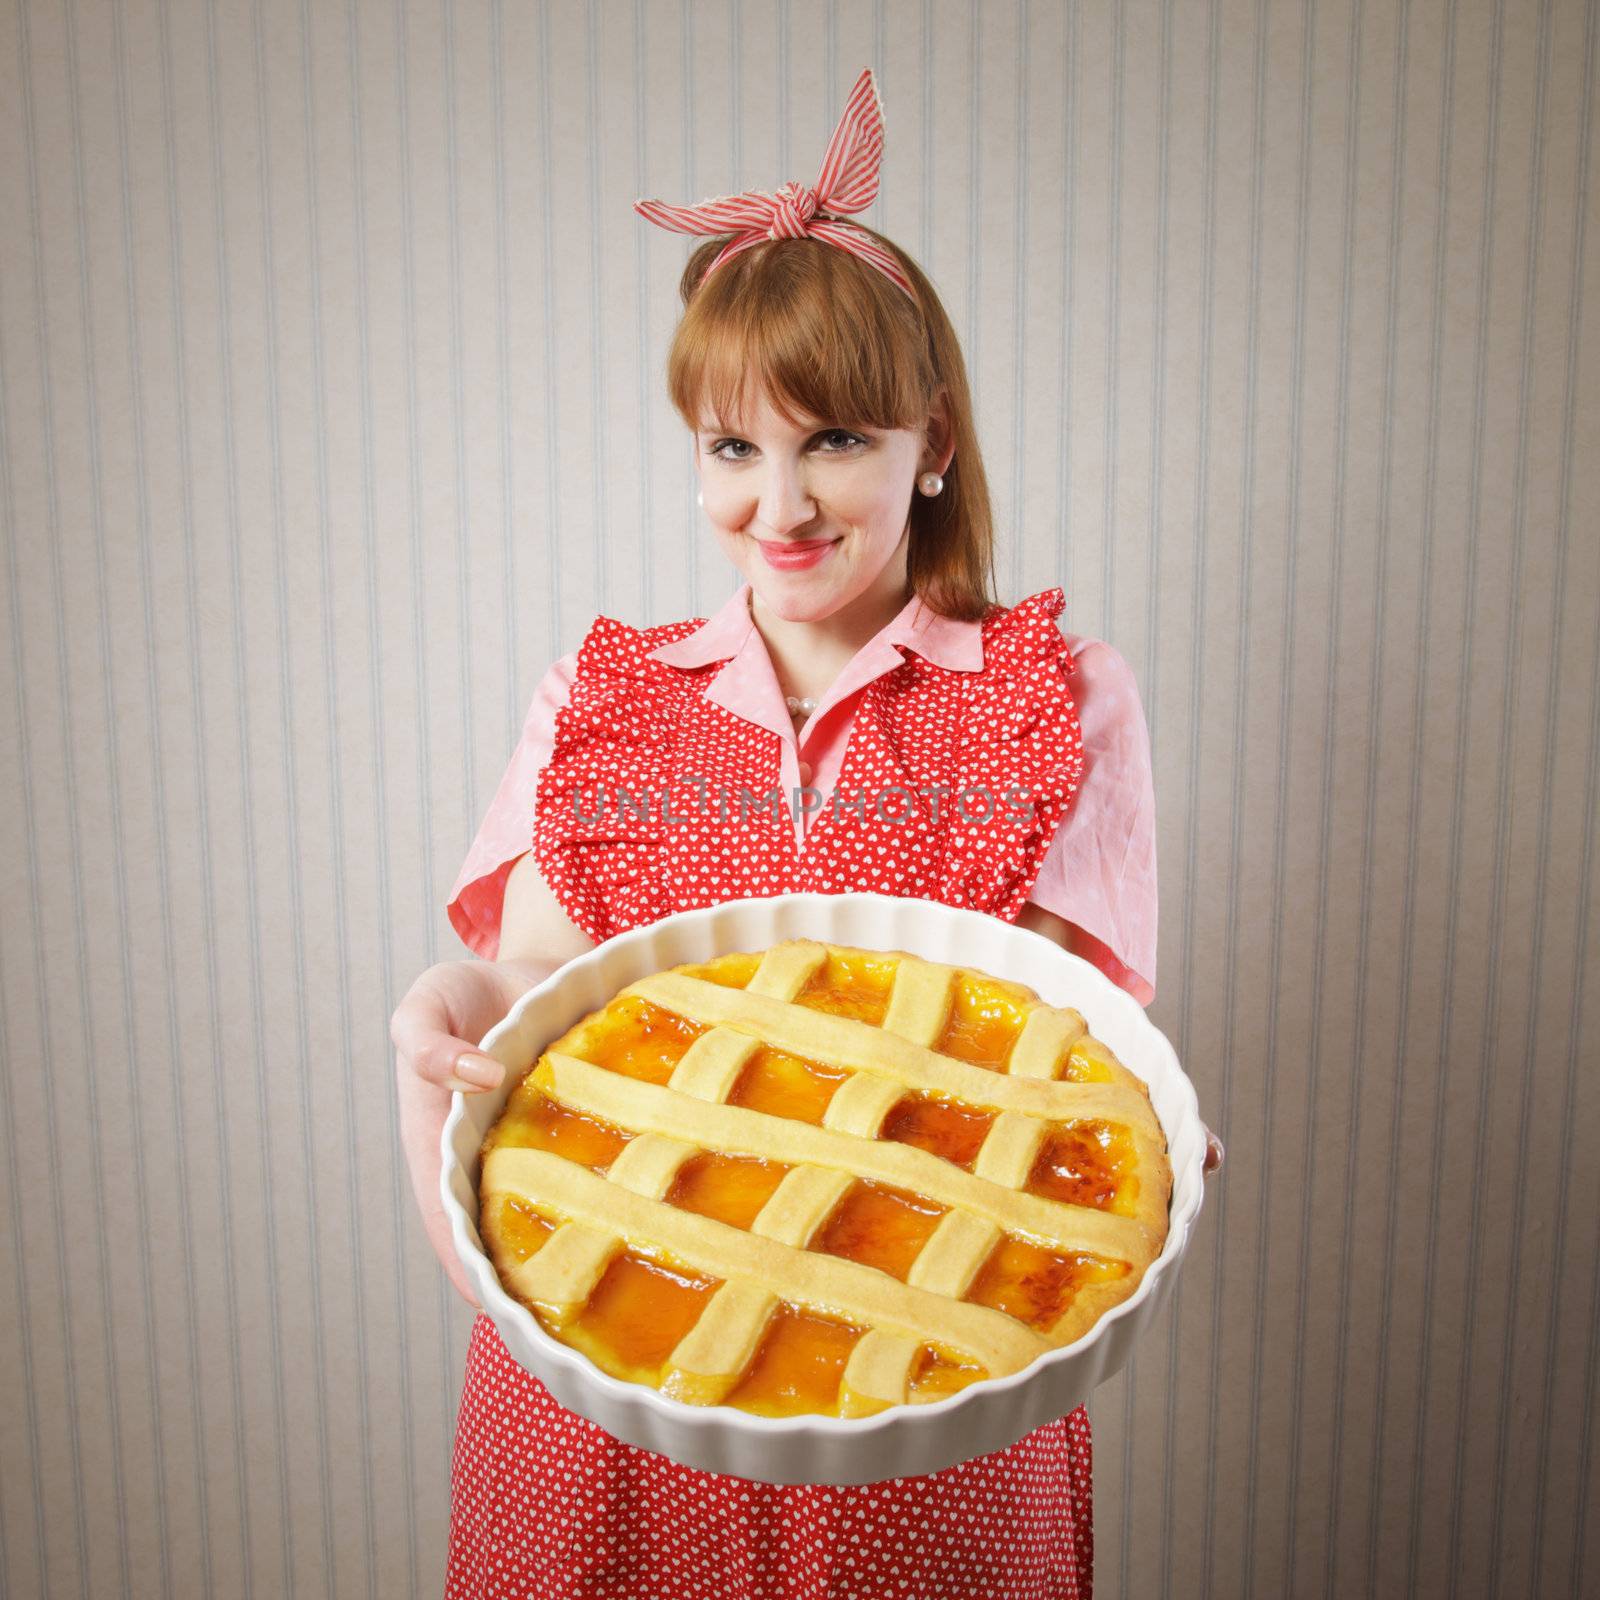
left=2, top=0, right=1596, bottom=1596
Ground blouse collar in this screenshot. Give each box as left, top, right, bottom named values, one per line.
left=646, top=581, right=984, bottom=674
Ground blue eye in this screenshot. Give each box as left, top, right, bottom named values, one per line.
left=706, top=430, right=867, bottom=462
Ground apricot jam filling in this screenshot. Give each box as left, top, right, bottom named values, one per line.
left=728, top=1045, right=851, bottom=1124
left=665, top=1150, right=792, bottom=1230
left=559, top=1251, right=723, bottom=1387
left=1062, top=1035, right=1119, bottom=1083
left=810, top=1179, right=948, bottom=1280
left=483, top=1093, right=634, bottom=1170
left=795, top=948, right=897, bottom=1026
left=909, top=1343, right=989, bottom=1402
left=674, top=950, right=764, bottom=988
left=880, top=1091, right=998, bottom=1170
left=725, top=1303, right=866, bottom=1417
left=964, top=1233, right=1130, bottom=1331
left=933, top=975, right=1029, bottom=1069
left=484, top=1193, right=558, bottom=1265
left=1025, top=1121, right=1140, bottom=1214
left=580, top=995, right=707, bottom=1084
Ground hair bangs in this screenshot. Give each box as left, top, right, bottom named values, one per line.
left=667, top=237, right=932, bottom=436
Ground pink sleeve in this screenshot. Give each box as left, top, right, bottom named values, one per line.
left=445, top=651, right=579, bottom=960
left=1025, top=633, right=1159, bottom=1006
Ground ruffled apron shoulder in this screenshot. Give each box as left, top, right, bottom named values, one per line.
left=935, top=586, right=1086, bottom=920
left=530, top=612, right=706, bottom=942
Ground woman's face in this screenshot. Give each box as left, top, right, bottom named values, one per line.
left=693, top=388, right=947, bottom=623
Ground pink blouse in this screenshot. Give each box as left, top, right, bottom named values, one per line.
left=448, top=584, right=1158, bottom=1005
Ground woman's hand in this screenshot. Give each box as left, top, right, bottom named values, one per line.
left=1202, top=1124, right=1225, bottom=1178
left=389, top=955, right=557, bottom=1310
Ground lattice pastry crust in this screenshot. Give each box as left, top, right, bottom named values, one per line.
left=478, top=939, right=1172, bottom=1419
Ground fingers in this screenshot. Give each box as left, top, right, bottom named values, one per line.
left=449, top=1053, right=506, bottom=1094
left=390, top=969, right=506, bottom=1094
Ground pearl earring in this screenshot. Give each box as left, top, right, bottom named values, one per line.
left=917, top=471, right=944, bottom=497
left=697, top=488, right=704, bottom=507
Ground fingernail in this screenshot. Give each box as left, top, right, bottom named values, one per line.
left=456, top=1054, right=504, bottom=1090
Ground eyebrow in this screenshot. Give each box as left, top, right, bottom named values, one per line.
left=699, top=418, right=839, bottom=436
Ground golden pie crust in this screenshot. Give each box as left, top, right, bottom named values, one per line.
left=477, top=939, right=1171, bottom=1419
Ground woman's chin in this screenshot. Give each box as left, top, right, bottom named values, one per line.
left=746, top=569, right=851, bottom=622
left=736, top=548, right=852, bottom=619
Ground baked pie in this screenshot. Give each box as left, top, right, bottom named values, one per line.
left=478, top=938, right=1171, bottom=1419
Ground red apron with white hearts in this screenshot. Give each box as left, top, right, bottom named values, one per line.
left=447, top=588, right=1097, bottom=1600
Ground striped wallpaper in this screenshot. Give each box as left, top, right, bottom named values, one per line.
left=1, top=0, right=1595, bottom=1595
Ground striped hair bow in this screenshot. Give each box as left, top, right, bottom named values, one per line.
left=634, top=66, right=914, bottom=299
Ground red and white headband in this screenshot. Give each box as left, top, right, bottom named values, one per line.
left=634, top=66, right=914, bottom=299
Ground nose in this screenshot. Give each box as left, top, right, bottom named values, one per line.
left=756, top=458, right=818, bottom=537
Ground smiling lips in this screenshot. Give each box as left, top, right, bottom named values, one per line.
left=757, top=536, right=840, bottom=571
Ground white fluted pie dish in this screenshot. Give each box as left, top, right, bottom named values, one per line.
left=440, top=891, right=1206, bottom=1486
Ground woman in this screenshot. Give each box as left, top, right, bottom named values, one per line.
left=391, top=67, right=1218, bottom=1600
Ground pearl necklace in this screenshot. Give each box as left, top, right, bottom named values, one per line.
left=785, top=695, right=819, bottom=719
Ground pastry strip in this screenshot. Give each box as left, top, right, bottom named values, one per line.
left=908, top=1210, right=1002, bottom=1298
left=753, top=1167, right=855, bottom=1247
left=503, top=1221, right=619, bottom=1326
left=972, top=1112, right=1049, bottom=1189
left=747, top=942, right=828, bottom=999
left=820, top=1071, right=904, bottom=1137
left=882, top=956, right=957, bottom=1047
left=667, top=1029, right=758, bottom=1101
left=840, top=1329, right=924, bottom=1413
left=1009, top=1004, right=1088, bottom=1078
left=605, top=1132, right=697, bottom=1199
left=661, top=1280, right=779, bottom=1405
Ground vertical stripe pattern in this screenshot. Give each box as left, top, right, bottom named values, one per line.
left=0, top=4, right=1594, bottom=1596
